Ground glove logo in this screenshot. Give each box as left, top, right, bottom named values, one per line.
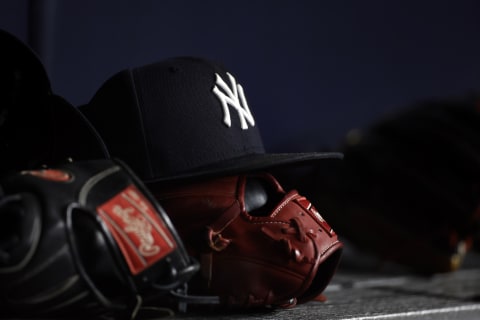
left=98, top=185, right=177, bottom=275
left=212, top=72, right=255, bottom=130
left=111, top=205, right=161, bottom=257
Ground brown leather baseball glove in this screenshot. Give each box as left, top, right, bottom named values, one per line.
left=151, top=172, right=343, bottom=309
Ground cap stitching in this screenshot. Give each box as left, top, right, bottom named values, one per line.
left=129, top=70, right=154, bottom=179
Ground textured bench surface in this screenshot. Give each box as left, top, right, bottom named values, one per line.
left=175, top=249, right=480, bottom=320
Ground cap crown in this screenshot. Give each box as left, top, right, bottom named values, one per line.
left=83, top=57, right=265, bottom=182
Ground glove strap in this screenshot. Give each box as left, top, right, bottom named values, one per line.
left=169, top=283, right=220, bottom=313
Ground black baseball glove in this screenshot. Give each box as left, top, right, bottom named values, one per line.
left=0, top=159, right=198, bottom=319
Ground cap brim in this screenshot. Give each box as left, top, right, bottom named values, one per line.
left=144, top=151, right=343, bottom=185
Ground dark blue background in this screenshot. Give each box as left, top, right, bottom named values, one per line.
left=1, top=0, right=479, bottom=152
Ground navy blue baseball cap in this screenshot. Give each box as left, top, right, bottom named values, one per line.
left=80, top=56, right=342, bottom=184
left=0, top=29, right=108, bottom=174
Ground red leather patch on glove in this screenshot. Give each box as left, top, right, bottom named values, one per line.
left=97, top=184, right=176, bottom=275
left=21, top=169, right=72, bottom=182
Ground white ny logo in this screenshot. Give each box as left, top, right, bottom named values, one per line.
left=212, top=72, right=255, bottom=130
